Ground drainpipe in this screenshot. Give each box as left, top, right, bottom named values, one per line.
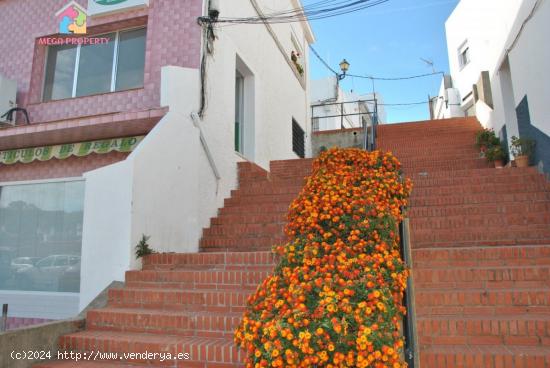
left=191, top=112, right=221, bottom=194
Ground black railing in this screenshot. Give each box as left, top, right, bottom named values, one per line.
left=311, top=99, right=379, bottom=151
left=1, top=304, right=7, bottom=332
left=399, top=218, right=418, bottom=367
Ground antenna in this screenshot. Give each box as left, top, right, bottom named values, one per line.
left=420, top=57, right=436, bottom=73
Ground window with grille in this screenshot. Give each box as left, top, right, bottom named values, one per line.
left=292, top=119, right=305, bottom=158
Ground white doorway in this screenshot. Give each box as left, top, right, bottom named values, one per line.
left=234, top=56, right=255, bottom=161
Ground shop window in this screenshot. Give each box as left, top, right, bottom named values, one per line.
left=43, top=27, right=146, bottom=102
left=0, top=180, right=84, bottom=293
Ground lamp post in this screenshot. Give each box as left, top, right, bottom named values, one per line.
left=338, top=59, right=350, bottom=80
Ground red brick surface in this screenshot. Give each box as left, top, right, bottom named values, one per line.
left=35, top=118, right=550, bottom=367
left=377, top=117, right=550, bottom=367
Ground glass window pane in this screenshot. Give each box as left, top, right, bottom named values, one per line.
left=76, top=33, right=116, bottom=97
left=116, top=28, right=146, bottom=91
left=43, top=44, right=77, bottom=101
left=0, top=181, right=84, bottom=293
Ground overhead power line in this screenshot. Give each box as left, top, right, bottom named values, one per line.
left=348, top=71, right=444, bottom=81
left=210, top=0, right=390, bottom=24
left=310, top=45, right=445, bottom=81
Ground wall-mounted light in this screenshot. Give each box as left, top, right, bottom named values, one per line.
left=338, top=59, right=350, bottom=80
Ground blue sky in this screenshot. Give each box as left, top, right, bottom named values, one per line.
left=306, top=0, right=460, bottom=123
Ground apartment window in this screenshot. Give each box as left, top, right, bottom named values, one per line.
left=292, top=119, right=305, bottom=158
left=0, top=180, right=84, bottom=293
left=458, top=42, right=471, bottom=69
left=43, top=28, right=146, bottom=101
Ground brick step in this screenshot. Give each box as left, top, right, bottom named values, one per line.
left=414, top=265, right=550, bottom=290
left=412, top=180, right=550, bottom=196
left=415, top=288, right=550, bottom=315
left=418, top=344, right=550, bottom=367
left=229, top=185, right=302, bottom=197
left=142, top=251, right=276, bottom=270
left=407, top=166, right=539, bottom=179
left=199, top=236, right=285, bottom=252
left=410, top=191, right=550, bottom=206
left=35, top=362, right=147, bottom=368
left=408, top=202, right=550, bottom=218
left=382, top=147, right=480, bottom=158
left=377, top=119, right=480, bottom=130
left=203, top=223, right=284, bottom=237
left=223, top=193, right=296, bottom=206
left=387, top=152, right=483, bottom=163
left=218, top=192, right=550, bottom=214
left=411, top=228, right=550, bottom=249
left=377, top=137, right=478, bottom=147
left=417, top=315, right=550, bottom=346
left=412, top=245, right=550, bottom=268
left=87, top=308, right=242, bottom=338
left=401, top=162, right=492, bottom=172
left=411, top=172, right=546, bottom=188
left=218, top=203, right=290, bottom=215
left=107, top=288, right=253, bottom=313
left=379, top=134, right=478, bottom=142
left=210, top=213, right=286, bottom=226
left=410, top=212, right=550, bottom=230
left=125, top=268, right=272, bottom=290
left=411, top=224, right=550, bottom=242
left=57, top=330, right=243, bottom=367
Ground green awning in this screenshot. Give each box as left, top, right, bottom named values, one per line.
left=0, top=136, right=145, bottom=165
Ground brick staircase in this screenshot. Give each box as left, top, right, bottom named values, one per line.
left=377, top=117, right=550, bottom=367
left=37, top=117, right=550, bottom=367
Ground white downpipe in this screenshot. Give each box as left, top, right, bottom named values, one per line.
left=191, top=112, right=221, bottom=193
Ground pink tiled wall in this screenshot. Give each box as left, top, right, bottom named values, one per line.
left=0, top=0, right=202, bottom=124
left=0, top=152, right=129, bottom=182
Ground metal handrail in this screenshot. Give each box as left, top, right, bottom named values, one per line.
left=399, top=218, right=419, bottom=368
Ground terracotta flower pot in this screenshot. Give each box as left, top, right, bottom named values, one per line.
left=515, top=155, right=530, bottom=168
left=494, top=160, right=504, bottom=169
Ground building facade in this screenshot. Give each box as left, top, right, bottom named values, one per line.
left=310, top=77, right=382, bottom=132
left=0, top=0, right=314, bottom=326
left=439, top=0, right=549, bottom=174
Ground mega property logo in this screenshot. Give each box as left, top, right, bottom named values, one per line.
left=56, top=1, right=87, bottom=34
left=39, top=1, right=112, bottom=45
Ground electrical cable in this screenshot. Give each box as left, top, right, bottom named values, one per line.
left=205, top=0, right=390, bottom=24
left=310, top=45, right=446, bottom=81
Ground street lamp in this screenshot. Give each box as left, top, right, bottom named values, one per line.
left=338, top=59, right=350, bottom=80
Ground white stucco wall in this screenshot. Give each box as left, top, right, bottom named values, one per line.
left=507, top=0, right=550, bottom=137
left=445, top=0, right=549, bottom=149
left=79, top=67, right=203, bottom=310
left=446, top=0, right=524, bottom=101
left=77, top=0, right=316, bottom=310
left=80, top=161, right=133, bottom=310
left=203, top=0, right=314, bottom=170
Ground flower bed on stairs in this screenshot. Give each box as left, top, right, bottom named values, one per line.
left=235, top=148, right=413, bottom=368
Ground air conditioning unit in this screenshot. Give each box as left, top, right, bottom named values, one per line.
left=0, top=75, right=17, bottom=126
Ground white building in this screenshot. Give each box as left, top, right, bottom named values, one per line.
left=438, top=0, right=549, bottom=173
left=310, top=77, right=383, bottom=132
left=0, top=0, right=314, bottom=324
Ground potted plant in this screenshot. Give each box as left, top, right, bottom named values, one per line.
left=475, top=128, right=499, bottom=153
left=486, top=145, right=506, bottom=168
left=510, top=136, right=536, bottom=168
left=291, top=51, right=304, bottom=76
